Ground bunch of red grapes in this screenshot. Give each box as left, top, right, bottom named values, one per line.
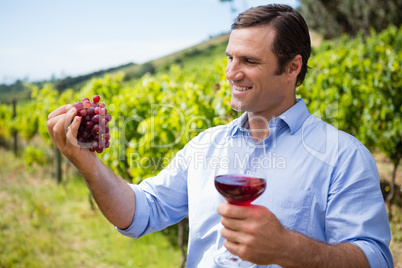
left=73, top=95, right=112, bottom=153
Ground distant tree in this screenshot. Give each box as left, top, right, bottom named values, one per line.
left=138, top=62, right=156, bottom=77
left=297, top=0, right=402, bottom=38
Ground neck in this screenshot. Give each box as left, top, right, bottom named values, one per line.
left=247, top=114, right=270, bottom=142
left=247, top=97, right=296, bottom=142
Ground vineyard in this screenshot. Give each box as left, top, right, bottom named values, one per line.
left=0, top=25, right=402, bottom=265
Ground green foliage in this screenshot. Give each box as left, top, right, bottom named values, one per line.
left=298, top=25, right=402, bottom=164
left=297, top=0, right=402, bottom=38
left=0, top=104, right=13, bottom=140
left=23, top=145, right=50, bottom=169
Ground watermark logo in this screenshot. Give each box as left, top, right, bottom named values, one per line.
left=63, top=100, right=341, bottom=168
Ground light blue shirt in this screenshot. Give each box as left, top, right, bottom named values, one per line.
left=117, top=99, right=393, bottom=267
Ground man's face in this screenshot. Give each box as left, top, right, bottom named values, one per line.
left=225, top=25, right=295, bottom=118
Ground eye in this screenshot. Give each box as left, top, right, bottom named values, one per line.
left=245, top=59, right=257, bottom=64
left=227, top=56, right=233, bottom=61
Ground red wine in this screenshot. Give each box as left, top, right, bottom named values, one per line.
left=215, top=174, right=266, bottom=206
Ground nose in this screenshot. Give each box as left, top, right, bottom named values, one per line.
left=226, top=60, right=244, bottom=81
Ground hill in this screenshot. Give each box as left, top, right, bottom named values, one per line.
left=119, top=33, right=230, bottom=80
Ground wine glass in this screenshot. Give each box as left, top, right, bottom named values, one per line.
left=214, top=174, right=266, bottom=268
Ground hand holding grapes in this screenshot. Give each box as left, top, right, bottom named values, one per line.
left=47, top=95, right=112, bottom=170
left=47, top=96, right=135, bottom=230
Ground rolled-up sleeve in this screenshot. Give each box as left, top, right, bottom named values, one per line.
left=325, top=142, right=393, bottom=267
left=115, top=148, right=189, bottom=238
left=115, top=183, right=152, bottom=238
left=352, top=239, right=394, bottom=268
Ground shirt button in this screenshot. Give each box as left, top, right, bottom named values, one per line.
left=246, top=170, right=252, bottom=175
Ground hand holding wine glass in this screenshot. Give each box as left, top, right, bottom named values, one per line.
left=214, top=174, right=266, bottom=268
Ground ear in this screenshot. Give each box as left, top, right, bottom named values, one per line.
left=286, top=54, right=302, bottom=81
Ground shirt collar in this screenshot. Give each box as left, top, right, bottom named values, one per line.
left=229, top=98, right=310, bottom=136
left=278, top=98, right=310, bottom=135
left=229, top=112, right=249, bottom=136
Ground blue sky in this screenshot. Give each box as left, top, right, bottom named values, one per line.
left=0, top=0, right=299, bottom=84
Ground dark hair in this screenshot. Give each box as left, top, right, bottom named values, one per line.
left=231, top=4, right=311, bottom=86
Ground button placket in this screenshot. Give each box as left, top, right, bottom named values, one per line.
left=245, top=142, right=257, bottom=175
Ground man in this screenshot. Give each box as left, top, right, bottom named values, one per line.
left=47, top=4, right=393, bottom=267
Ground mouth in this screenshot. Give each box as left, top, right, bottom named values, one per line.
left=233, top=85, right=252, bottom=91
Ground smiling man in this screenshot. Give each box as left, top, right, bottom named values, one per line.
left=47, top=4, right=393, bottom=267
left=226, top=25, right=300, bottom=142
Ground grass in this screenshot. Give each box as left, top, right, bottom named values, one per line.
left=0, top=149, right=182, bottom=268
left=390, top=210, right=402, bottom=267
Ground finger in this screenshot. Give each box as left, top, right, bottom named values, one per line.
left=223, top=238, right=240, bottom=252
left=221, top=226, right=241, bottom=242
left=47, top=112, right=69, bottom=147
left=63, top=107, right=78, bottom=130
left=217, top=201, right=248, bottom=219
left=47, top=113, right=67, bottom=135
left=221, top=216, right=243, bottom=231
left=48, top=104, right=72, bottom=120
left=223, top=239, right=244, bottom=260
left=223, top=239, right=254, bottom=264
left=66, top=116, right=81, bottom=147
left=47, top=104, right=73, bottom=141
left=52, top=107, right=77, bottom=146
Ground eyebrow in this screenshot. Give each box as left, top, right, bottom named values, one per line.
left=225, top=51, right=262, bottom=62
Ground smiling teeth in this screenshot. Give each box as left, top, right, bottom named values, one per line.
left=234, top=85, right=251, bottom=91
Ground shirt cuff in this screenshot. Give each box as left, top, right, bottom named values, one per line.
left=352, top=240, right=393, bottom=268
left=115, top=183, right=150, bottom=238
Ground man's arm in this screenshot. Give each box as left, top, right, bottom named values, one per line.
left=281, top=229, right=369, bottom=268
left=47, top=105, right=135, bottom=229
left=218, top=202, right=369, bottom=267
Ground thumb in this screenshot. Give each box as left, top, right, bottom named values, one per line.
left=66, top=116, right=81, bottom=147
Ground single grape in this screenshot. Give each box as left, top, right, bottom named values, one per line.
left=74, top=102, right=84, bottom=111
left=100, top=108, right=107, bottom=115
left=93, top=124, right=100, bottom=133
left=103, top=133, right=111, bottom=140
left=103, top=139, right=110, bottom=148
left=78, top=109, right=87, bottom=117
left=92, top=114, right=101, bottom=123
left=83, top=101, right=91, bottom=109
left=98, top=126, right=106, bottom=134
left=86, top=121, right=94, bottom=129
left=100, top=118, right=107, bottom=127
left=93, top=95, right=101, bottom=103
left=87, top=107, right=95, bottom=116
left=105, top=114, right=112, bottom=122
